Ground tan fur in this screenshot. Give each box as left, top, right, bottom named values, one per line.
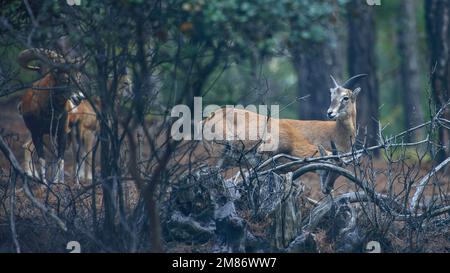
left=286, top=111, right=356, bottom=153
left=17, top=47, right=81, bottom=184
left=21, top=73, right=132, bottom=183
left=202, top=108, right=323, bottom=159
left=201, top=85, right=360, bottom=161
left=20, top=73, right=74, bottom=183
left=22, top=99, right=98, bottom=182
left=67, top=99, right=98, bottom=182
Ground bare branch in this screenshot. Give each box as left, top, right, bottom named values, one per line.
left=409, top=157, right=450, bottom=213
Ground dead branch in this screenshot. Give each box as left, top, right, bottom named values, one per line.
left=410, top=157, right=450, bottom=213
left=0, top=135, right=67, bottom=232
left=9, top=173, right=20, bottom=253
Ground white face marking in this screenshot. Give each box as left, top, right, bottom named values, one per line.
left=68, top=100, right=79, bottom=113
left=327, top=87, right=352, bottom=120
left=69, top=91, right=85, bottom=105
left=77, top=91, right=85, bottom=99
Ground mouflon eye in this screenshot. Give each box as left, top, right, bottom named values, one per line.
left=343, top=97, right=349, bottom=101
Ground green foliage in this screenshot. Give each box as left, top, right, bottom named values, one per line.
left=375, top=1, right=430, bottom=136
left=0, top=0, right=432, bottom=133
left=177, top=0, right=349, bottom=57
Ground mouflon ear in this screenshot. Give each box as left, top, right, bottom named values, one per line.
left=351, top=87, right=362, bottom=100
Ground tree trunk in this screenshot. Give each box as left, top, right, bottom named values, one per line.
left=292, top=41, right=337, bottom=120
left=397, top=0, right=425, bottom=142
left=100, top=93, right=118, bottom=246
left=347, top=1, right=380, bottom=154
left=425, top=0, right=450, bottom=162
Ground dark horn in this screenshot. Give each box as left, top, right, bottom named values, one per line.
left=17, top=48, right=64, bottom=74
left=342, top=74, right=368, bottom=89
left=17, top=49, right=41, bottom=72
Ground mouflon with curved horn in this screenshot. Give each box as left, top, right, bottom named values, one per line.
left=18, top=46, right=85, bottom=184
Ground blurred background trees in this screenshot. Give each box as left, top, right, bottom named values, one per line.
left=1, top=0, right=444, bottom=141
left=397, top=0, right=424, bottom=142
left=347, top=1, right=379, bottom=152
left=425, top=0, right=450, bottom=162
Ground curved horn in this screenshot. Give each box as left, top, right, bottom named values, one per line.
left=342, top=74, right=368, bottom=89
left=17, top=48, right=63, bottom=74
left=17, top=49, right=42, bottom=72
left=330, top=75, right=340, bottom=88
